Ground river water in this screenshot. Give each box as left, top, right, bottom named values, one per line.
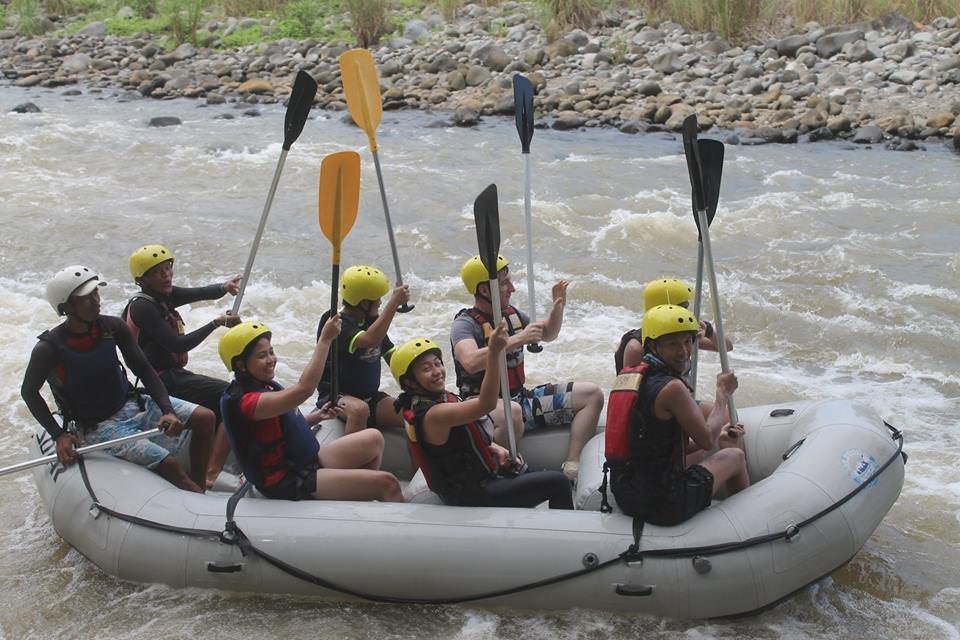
left=0, top=84, right=957, bottom=639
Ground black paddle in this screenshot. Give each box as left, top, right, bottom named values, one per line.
left=513, top=75, right=542, bottom=353
left=473, top=184, right=518, bottom=463
left=232, top=70, right=318, bottom=314
left=681, top=115, right=736, bottom=421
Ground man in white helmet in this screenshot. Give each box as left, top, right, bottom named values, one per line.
left=21, top=265, right=215, bottom=492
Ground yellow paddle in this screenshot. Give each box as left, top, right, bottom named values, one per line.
left=339, top=48, right=414, bottom=312
left=318, top=150, right=361, bottom=403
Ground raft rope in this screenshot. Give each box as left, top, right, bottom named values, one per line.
left=70, top=421, right=905, bottom=604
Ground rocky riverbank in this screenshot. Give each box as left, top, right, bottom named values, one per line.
left=4, top=2, right=960, bottom=150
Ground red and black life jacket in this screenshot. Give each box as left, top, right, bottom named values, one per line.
left=39, top=321, right=132, bottom=426
left=403, top=391, right=499, bottom=504
left=453, top=306, right=526, bottom=397
left=122, top=292, right=189, bottom=372
left=604, top=360, right=687, bottom=482
left=220, top=379, right=321, bottom=490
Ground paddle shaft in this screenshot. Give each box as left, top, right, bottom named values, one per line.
left=487, top=279, right=519, bottom=464
left=522, top=154, right=542, bottom=353
left=696, top=209, right=737, bottom=423
left=369, top=150, right=413, bottom=312
left=232, top=149, right=288, bottom=314
left=0, top=428, right=162, bottom=477
left=329, top=173, right=344, bottom=403
left=689, top=240, right=705, bottom=395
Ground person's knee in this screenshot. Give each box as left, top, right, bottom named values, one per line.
left=359, top=428, right=385, bottom=451
left=580, top=382, right=604, bottom=408
left=188, top=407, right=215, bottom=436
left=343, top=397, right=370, bottom=422
left=376, top=471, right=403, bottom=501
left=510, top=402, right=523, bottom=427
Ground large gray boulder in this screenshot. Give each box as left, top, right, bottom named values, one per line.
left=404, top=19, right=429, bottom=40
left=777, top=34, right=809, bottom=57
left=61, top=53, right=92, bottom=74
left=78, top=21, right=107, bottom=37
left=815, top=30, right=864, bottom=59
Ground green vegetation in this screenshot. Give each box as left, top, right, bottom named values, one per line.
left=12, top=0, right=45, bottom=35
left=345, top=0, right=389, bottom=46
left=9, top=0, right=960, bottom=47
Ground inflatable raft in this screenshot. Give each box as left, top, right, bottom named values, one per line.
left=29, top=398, right=904, bottom=618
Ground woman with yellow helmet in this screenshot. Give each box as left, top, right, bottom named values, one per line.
left=614, top=277, right=733, bottom=374
left=218, top=317, right=404, bottom=502
left=312, top=265, right=410, bottom=434
left=392, top=325, right=572, bottom=509
left=606, top=304, right=748, bottom=525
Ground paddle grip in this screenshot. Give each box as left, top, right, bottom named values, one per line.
left=398, top=302, right=415, bottom=313
left=526, top=343, right=543, bottom=353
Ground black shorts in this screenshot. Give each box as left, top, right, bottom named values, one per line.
left=611, top=464, right=715, bottom=526
left=161, top=368, right=229, bottom=423
left=258, top=463, right=320, bottom=501
left=316, top=390, right=391, bottom=428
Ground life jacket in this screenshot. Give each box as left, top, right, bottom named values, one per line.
left=613, top=329, right=643, bottom=375
left=402, top=391, right=499, bottom=503
left=39, top=321, right=132, bottom=426
left=220, top=379, right=321, bottom=490
left=122, top=292, right=189, bottom=371
left=453, top=306, right=526, bottom=397
left=604, top=356, right=687, bottom=491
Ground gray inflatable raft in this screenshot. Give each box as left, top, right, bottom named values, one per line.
left=29, top=398, right=904, bottom=618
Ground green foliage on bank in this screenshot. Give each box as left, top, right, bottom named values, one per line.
left=8, top=0, right=960, bottom=47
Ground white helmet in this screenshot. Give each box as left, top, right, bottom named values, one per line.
left=46, top=265, right=107, bottom=316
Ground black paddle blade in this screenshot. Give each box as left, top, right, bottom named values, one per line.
left=513, top=75, right=534, bottom=153
left=698, top=139, right=724, bottom=232
left=282, top=70, right=318, bottom=150
left=473, top=184, right=501, bottom=279
left=681, top=114, right=706, bottom=215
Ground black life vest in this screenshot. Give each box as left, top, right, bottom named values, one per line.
left=39, top=321, right=132, bottom=425
left=122, top=292, right=189, bottom=371
left=605, top=357, right=687, bottom=491
left=613, top=328, right=643, bottom=375
left=453, top=306, right=526, bottom=397
left=220, top=380, right=321, bottom=490
left=402, top=391, right=499, bottom=504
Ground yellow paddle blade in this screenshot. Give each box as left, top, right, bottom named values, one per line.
left=339, top=48, right=383, bottom=150
left=318, top=151, right=361, bottom=255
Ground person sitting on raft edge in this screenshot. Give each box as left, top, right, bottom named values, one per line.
left=219, top=317, right=404, bottom=502
left=21, top=265, right=215, bottom=493
left=614, top=277, right=733, bottom=375
left=393, top=328, right=572, bottom=509
left=122, top=244, right=242, bottom=489
left=604, top=304, right=749, bottom=526
left=451, top=254, right=603, bottom=484
left=311, top=265, right=409, bottom=433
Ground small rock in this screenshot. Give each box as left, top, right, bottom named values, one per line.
left=78, top=21, right=108, bottom=37
left=10, top=102, right=41, bottom=113
left=926, top=112, right=955, bottom=129
left=619, top=120, right=648, bottom=134
left=453, top=104, right=479, bottom=126
left=777, top=34, right=809, bottom=58
left=116, top=5, right=135, bottom=19
left=636, top=80, right=661, bottom=97
left=404, top=19, right=429, bottom=40
left=815, top=30, right=864, bottom=59
left=61, top=53, right=92, bottom=74
left=465, top=65, right=491, bottom=87
left=148, top=116, right=181, bottom=127
left=807, top=127, right=835, bottom=141
left=888, top=69, right=918, bottom=85
left=552, top=111, right=586, bottom=130
left=446, top=70, right=466, bottom=91
left=170, top=43, right=197, bottom=61
left=852, top=125, right=884, bottom=143
left=238, top=78, right=272, bottom=93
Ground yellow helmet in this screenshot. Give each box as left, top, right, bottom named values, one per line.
left=642, top=304, right=698, bottom=343
left=129, top=244, right=174, bottom=280
left=390, top=337, right=442, bottom=386
left=461, top=254, right=508, bottom=295
left=341, top=265, right=390, bottom=306
left=644, top=278, right=693, bottom=311
left=219, top=321, right=271, bottom=371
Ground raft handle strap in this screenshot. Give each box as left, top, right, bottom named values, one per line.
left=782, top=438, right=805, bottom=461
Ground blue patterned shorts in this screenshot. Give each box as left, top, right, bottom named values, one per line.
left=513, top=382, right=575, bottom=431
left=81, top=396, right=198, bottom=469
